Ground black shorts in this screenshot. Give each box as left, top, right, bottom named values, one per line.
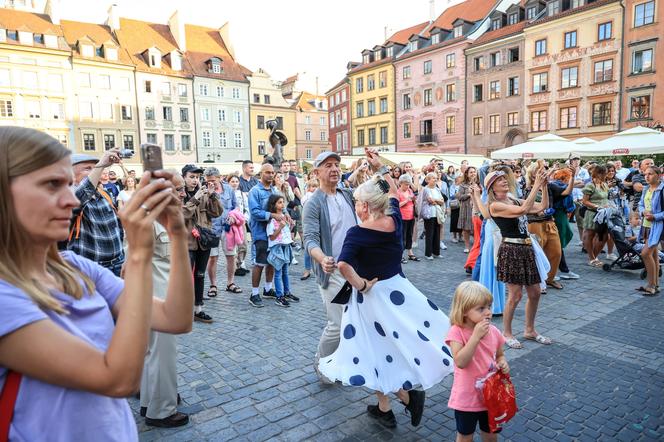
left=454, top=410, right=501, bottom=435
left=254, top=240, right=269, bottom=266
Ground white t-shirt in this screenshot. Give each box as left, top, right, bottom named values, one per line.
left=572, top=168, right=590, bottom=201
left=326, top=191, right=356, bottom=261
left=266, top=218, right=293, bottom=248
left=117, top=190, right=133, bottom=203
left=615, top=167, right=630, bottom=181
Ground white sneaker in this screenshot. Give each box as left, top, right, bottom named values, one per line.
left=452, top=238, right=459, bottom=243
left=434, top=254, right=443, bottom=259
left=440, top=241, right=448, bottom=250
left=553, top=275, right=561, bottom=282
left=606, top=253, right=618, bottom=261
left=559, top=271, right=580, bottom=280
left=292, top=258, right=299, bottom=265
left=426, top=256, right=434, bottom=260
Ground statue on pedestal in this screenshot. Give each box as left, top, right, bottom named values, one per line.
left=265, top=119, right=288, bottom=168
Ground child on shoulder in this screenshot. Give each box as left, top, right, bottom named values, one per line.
left=266, top=194, right=299, bottom=307
left=446, top=281, right=509, bottom=442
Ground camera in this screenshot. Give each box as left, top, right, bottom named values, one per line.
left=119, top=149, right=134, bottom=159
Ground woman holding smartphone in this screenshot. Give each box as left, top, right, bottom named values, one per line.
left=181, top=164, right=222, bottom=323
left=0, top=127, right=194, bottom=441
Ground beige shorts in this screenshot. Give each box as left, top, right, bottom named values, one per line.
left=220, top=232, right=237, bottom=256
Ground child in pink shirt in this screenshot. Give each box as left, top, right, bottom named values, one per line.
left=445, top=281, right=509, bottom=441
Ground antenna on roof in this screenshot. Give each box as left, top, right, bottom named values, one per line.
left=430, top=0, right=435, bottom=23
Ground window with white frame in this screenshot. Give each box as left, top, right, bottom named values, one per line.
left=341, top=108, right=347, bottom=124
left=594, top=59, right=613, bottom=82
left=402, top=66, right=411, bottom=79
left=306, top=149, right=312, bottom=159
left=199, top=84, right=208, bottom=96
left=592, top=102, right=611, bottom=126
left=122, top=105, right=132, bottom=121
left=234, top=133, right=242, bottom=148
left=145, top=80, right=152, bottom=93
left=446, top=53, right=455, bottom=68
left=80, top=100, right=93, bottom=119
left=634, top=1, right=655, bottom=27
left=232, top=88, right=240, bottom=99
left=446, top=84, right=456, bottom=102
left=424, top=89, right=432, bottom=106
left=535, top=39, right=547, bottom=56
left=403, top=93, right=411, bottom=110
left=320, top=131, right=326, bottom=141
left=123, top=135, right=134, bottom=150
left=178, top=83, right=187, bottom=97
left=632, top=48, right=653, bottom=73
left=145, top=106, right=155, bottom=120
left=320, top=116, right=325, bottom=125
left=330, top=112, right=335, bottom=128
left=532, top=72, right=548, bottom=93
left=164, top=134, right=175, bottom=151
left=473, top=117, right=483, bottom=135
left=507, top=112, right=519, bottom=126
left=508, top=77, right=519, bottom=96
left=380, top=97, right=388, bottom=113
left=489, top=114, right=500, bottom=133
left=216, top=86, right=224, bottom=97
left=202, top=131, right=211, bottom=147
left=305, top=130, right=311, bottom=141
left=403, top=122, right=411, bottom=138
left=180, top=107, right=189, bottom=122
left=181, top=135, right=191, bottom=151
left=431, top=33, right=440, bottom=44
left=561, top=66, right=578, bottom=88
left=201, top=107, right=210, bottom=121
left=423, top=60, right=432, bottom=74
left=560, top=106, right=577, bottom=128
left=162, top=106, right=171, bottom=121
left=83, top=133, right=95, bottom=150
left=50, top=102, right=64, bottom=120
left=258, top=141, right=266, bottom=155
left=161, top=82, right=171, bottom=96
left=146, top=133, right=157, bottom=144
left=234, top=110, right=242, bottom=123
left=218, top=109, right=226, bottom=121
left=453, top=25, right=462, bottom=38
left=98, top=75, right=111, bottom=89
left=531, top=110, right=547, bottom=131
left=0, top=99, right=13, bottom=117
left=101, top=103, right=113, bottom=120
left=219, top=131, right=227, bottom=148
left=489, top=80, right=501, bottom=99
left=446, top=116, right=455, bottom=134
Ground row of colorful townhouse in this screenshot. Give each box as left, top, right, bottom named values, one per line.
left=0, top=1, right=331, bottom=164
left=326, top=0, right=662, bottom=157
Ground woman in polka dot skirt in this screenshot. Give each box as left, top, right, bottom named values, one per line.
left=318, top=149, right=454, bottom=429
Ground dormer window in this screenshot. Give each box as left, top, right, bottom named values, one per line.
left=33, top=34, right=44, bottom=44
left=44, top=34, right=57, bottom=48
left=18, top=31, right=32, bottom=45
left=7, top=31, right=17, bottom=41
left=453, top=25, right=463, bottom=38
left=409, top=41, right=418, bottom=51
left=527, top=6, right=538, bottom=19
left=375, top=50, right=382, bottom=61
left=95, top=47, right=104, bottom=57
left=508, top=13, right=519, bottom=25
left=386, top=46, right=394, bottom=57
left=491, top=18, right=502, bottom=30
left=548, top=0, right=560, bottom=16
left=363, top=54, right=371, bottom=64
left=147, top=48, right=161, bottom=68
left=432, top=33, right=440, bottom=44
left=207, top=58, right=222, bottom=74
left=105, top=47, right=118, bottom=61
left=81, top=44, right=94, bottom=58
left=171, top=52, right=182, bottom=71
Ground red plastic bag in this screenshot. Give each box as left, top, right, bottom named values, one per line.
left=481, top=370, right=518, bottom=432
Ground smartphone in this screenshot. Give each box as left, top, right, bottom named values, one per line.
left=140, top=143, right=163, bottom=172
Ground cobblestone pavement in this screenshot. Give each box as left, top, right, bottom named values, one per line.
left=131, top=228, right=664, bottom=441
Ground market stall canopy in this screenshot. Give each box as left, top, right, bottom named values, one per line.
left=490, top=133, right=585, bottom=159
left=572, top=137, right=597, bottom=146
left=576, top=126, right=664, bottom=156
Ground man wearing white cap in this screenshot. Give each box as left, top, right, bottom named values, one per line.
left=303, top=151, right=362, bottom=382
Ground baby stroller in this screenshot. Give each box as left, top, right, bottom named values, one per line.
left=602, top=209, right=662, bottom=279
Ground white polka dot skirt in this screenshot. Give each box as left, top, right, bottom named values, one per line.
left=318, top=275, right=454, bottom=394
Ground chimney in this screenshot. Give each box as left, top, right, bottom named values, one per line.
left=44, top=0, right=60, bottom=25
left=430, top=0, right=437, bottom=23
left=168, top=10, right=186, bottom=52
left=106, top=4, right=120, bottom=32
left=219, top=22, right=235, bottom=59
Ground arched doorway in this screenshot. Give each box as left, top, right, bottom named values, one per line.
left=504, top=128, right=526, bottom=147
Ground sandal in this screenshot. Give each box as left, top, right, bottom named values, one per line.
left=504, top=337, right=523, bottom=349
left=207, top=285, right=218, bottom=298
left=546, top=280, right=563, bottom=290
left=524, top=334, right=552, bottom=345
left=408, top=255, right=420, bottom=262
left=588, top=259, right=603, bottom=268
left=225, top=283, right=242, bottom=293
left=642, top=287, right=657, bottom=296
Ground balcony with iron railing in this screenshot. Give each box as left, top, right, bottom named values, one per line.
left=417, top=134, right=437, bottom=145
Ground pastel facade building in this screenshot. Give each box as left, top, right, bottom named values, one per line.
left=621, top=0, right=663, bottom=128
left=61, top=18, right=138, bottom=154
left=524, top=0, right=623, bottom=139
left=0, top=7, right=73, bottom=146
left=326, top=77, right=350, bottom=154
left=115, top=13, right=197, bottom=164
left=292, top=92, right=330, bottom=161
left=465, top=8, right=528, bottom=155
left=394, top=0, right=499, bottom=153
left=184, top=20, right=251, bottom=163
left=248, top=68, right=296, bottom=162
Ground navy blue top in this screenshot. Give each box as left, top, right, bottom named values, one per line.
left=338, top=198, right=404, bottom=281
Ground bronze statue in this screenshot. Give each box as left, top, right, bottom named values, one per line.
left=265, top=119, right=287, bottom=167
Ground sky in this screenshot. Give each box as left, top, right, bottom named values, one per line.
left=44, top=0, right=460, bottom=94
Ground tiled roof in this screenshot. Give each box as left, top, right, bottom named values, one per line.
left=0, top=8, right=63, bottom=35
left=184, top=24, right=248, bottom=82
left=115, top=17, right=193, bottom=77
left=348, top=57, right=392, bottom=75
left=60, top=19, right=133, bottom=65
left=426, top=0, right=498, bottom=35
left=292, top=91, right=326, bottom=111
left=325, top=77, right=348, bottom=95
left=282, top=74, right=298, bottom=84
left=471, top=21, right=526, bottom=46
left=0, top=8, right=69, bottom=51
left=525, top=0, right=617, bottom=28
left=385, top=21, right=430, bottom=45
left=397, top=35, right=466, bottom=62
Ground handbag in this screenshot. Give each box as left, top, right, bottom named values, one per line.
left=194, top=225, right=219, bottom=250
left=449, top=199, right=460, bottom=209
left=1, top=370, right=21, bottom=441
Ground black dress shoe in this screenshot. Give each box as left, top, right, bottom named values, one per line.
left=141, top=394, right=181, bottom=416
left=367, top=404, right=397, bottom=428
left=145, top=412, right=189, bottom=428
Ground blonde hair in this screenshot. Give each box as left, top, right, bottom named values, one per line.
left=0, top=126, right=95, bottom=313
left=353, top=174, right=392, bottom=216
left=449, top=281, right=493, bottom=326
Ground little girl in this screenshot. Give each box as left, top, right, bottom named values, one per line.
left=300, top=178, right=319, bottom=281
left=446, top=281, right=509, bottom=441
left=266, top=194, right=296, bottom=307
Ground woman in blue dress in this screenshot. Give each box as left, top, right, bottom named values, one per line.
left=318, top=151, right=453, bottom=429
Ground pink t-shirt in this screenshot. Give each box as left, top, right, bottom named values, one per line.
left=445, top=324, right=506, bottom=411
left=397, top=188, right=415, bottom=221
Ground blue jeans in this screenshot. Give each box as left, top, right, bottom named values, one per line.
left=304, top=248, right=312, bottom=271
left=274, top=263, right=290, bottom=296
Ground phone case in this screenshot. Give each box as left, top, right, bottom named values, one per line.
left=140, top=143, right=163, bottom=171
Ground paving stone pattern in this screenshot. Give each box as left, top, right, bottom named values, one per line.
left=131, top=229, right=664, bottom=441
